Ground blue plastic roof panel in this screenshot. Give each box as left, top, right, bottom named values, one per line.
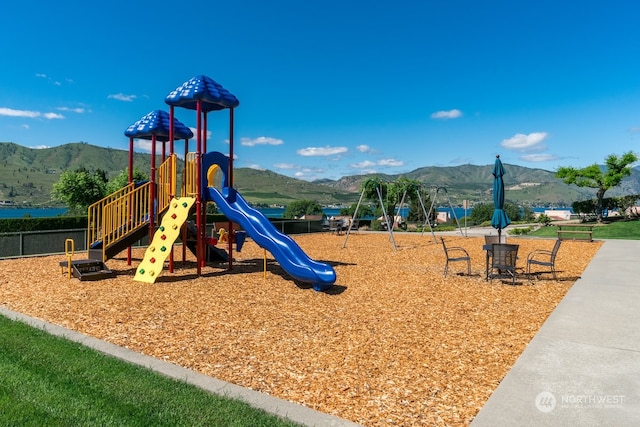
left=124, top=110, right=193, bottom=141
left=164, top=75, right=239, bottom=112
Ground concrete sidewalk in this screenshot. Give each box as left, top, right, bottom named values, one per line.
left=471, top=239, right=640, bottom=426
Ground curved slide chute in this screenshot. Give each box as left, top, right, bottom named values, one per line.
left=205, top=186, right=336, bottom=290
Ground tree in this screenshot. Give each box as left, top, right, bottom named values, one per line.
left=470, top=202, right=521, bottom=225
left=105, top=168, right=149, bottom=194
left=282, top=199, right=323, bottom=219
left=340, top=203, right=374, bottom=218
left=52, top=167, right=108, bottom=214
left=556, top=151, right=638, bottom=222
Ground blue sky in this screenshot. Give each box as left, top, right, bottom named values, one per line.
left=2, top=1, right=639, bottom=181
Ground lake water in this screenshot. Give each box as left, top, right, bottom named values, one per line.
left=0, top=207, right=68, bottom=219
left=0, top=206, right=571, bottom=220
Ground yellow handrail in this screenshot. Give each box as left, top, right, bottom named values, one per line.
left=87, top=155, right=178, bottom=261
left=101, top=182, right=151, bottom=255
left=87, top=182, right=135, bottom=252
left=157, top=154, right=176, bottom=213
left=184, top=152, right=198, bottom=197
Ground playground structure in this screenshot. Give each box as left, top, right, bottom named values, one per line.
left=77, top=75, right=336, bottom=291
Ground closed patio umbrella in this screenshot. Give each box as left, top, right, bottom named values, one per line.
left=491, top=155, right=511, bottom=241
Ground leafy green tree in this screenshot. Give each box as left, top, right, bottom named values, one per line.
left=469, top=202, right=520, bottom=224
left=469, top=203, right=493, bottom=224
left=360, top=177, right=424, bottom=220
left=556, top=151, right=638, bottom=222
left=340, top=203, right=374, bottom=218
left=615, top=194, right=640, bottom=218
left=52, top=167, right=108, bottom=214
left=105, top=168, right=149, bottom=194
left=407, top=188, right=436, bottom=223
left=283, top=199, right=323, bottom=219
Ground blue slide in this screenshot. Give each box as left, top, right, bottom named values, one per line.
left=204, top=186, right=336, bottom=291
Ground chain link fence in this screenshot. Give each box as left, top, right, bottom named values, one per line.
left=0, top=220, right=324, bottom=259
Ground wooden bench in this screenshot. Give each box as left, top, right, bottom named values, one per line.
left=556, top=224, right=594, bottom=241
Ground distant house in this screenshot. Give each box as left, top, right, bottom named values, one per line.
left=437, top=212, right=450, bottom=223
left=539, top=209, right=572, bottom=220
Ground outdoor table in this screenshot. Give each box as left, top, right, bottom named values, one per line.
left=483, top=244, right=492, bottom=280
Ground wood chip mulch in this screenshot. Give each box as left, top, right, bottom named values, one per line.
left=0, top=233, right=601, bottom=426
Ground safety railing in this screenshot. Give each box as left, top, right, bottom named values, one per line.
left=87, top=182, right=135, bottom=251
left=98, top=181, right=152, bottom=255
left=157, top=154, right=176, bottom=212
left=183, top=152, right=198, bottom=197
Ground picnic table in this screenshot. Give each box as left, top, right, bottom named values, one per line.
left=556, top=223, right=594, bottom=241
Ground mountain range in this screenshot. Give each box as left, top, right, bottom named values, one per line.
left=1, top=141, right=638, bottom=208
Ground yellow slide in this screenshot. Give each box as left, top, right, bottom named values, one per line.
left=134, top=197, right=195, bottom=283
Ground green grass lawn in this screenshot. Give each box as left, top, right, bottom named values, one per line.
left=0, top=315, right=302, bottom=427
left=526, top=218, right=640, bottom=239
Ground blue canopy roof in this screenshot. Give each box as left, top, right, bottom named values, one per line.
left=124, top=110, right=193, bottom=141
left=164, top=75, right=239, bottom=112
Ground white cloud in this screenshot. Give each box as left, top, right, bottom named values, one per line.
left=58, top=107, right=86, bottom=114
left=135, top=139, right=170, bottom=153
left=501, top=132, right=548, bottom=151
left=274, top=163, right=299, bottom=170
left=240, top=136, right=284, bottom=147
left=294, top=167, right=325, bottom=180
left=189, top=127, right=211, bottom=141
left=247, top=164, right=266, bottom=170
left=108, top=93, right=137, bottom=102
left=356, top=144, right=371, bottom=153
left=430, top=109, right=463, bottom=119
left=351, top=158, right=403, bottom=169
left=30, top=145, right=50, bottom=149
left=629, top=127, right=640, bottom=133
left=297, top=146, right=348, bottom=156
left=350, top=160, right=376, bottom=168
left=43, top=112, right=64, bottom=119
left=0, top=107, right=64, bottom=119
left=378, top=158, right=404, bottom=167
left=521, top=153, right=558, bottom=162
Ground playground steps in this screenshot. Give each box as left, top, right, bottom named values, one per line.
left=59, top=259, right=115, bottom=281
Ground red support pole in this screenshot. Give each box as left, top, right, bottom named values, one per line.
left=149, top=135, right=157, bottom=241
left=203, top=112, right=208, bottom=153
left=169, top=107, right=175, bottom=155
left=227, top=107, right=235, bottom=271
left=182, top=136, right=188, bottom=263
left=127, top=137, right=133, bottom=265
left=196, top=100, right=203, bottom=275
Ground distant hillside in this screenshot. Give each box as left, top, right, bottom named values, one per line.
left=319, top=164, right=640, bottom=207
left=0, top=142, right=638, bottom=208
left=0, top=142, right=357, bottom=207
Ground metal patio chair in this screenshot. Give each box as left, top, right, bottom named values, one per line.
left=489, top=243, right=519, bottom=285
left=527, top=239, right=562, bottom=279
left=441, top=237, right=471, bottom=277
